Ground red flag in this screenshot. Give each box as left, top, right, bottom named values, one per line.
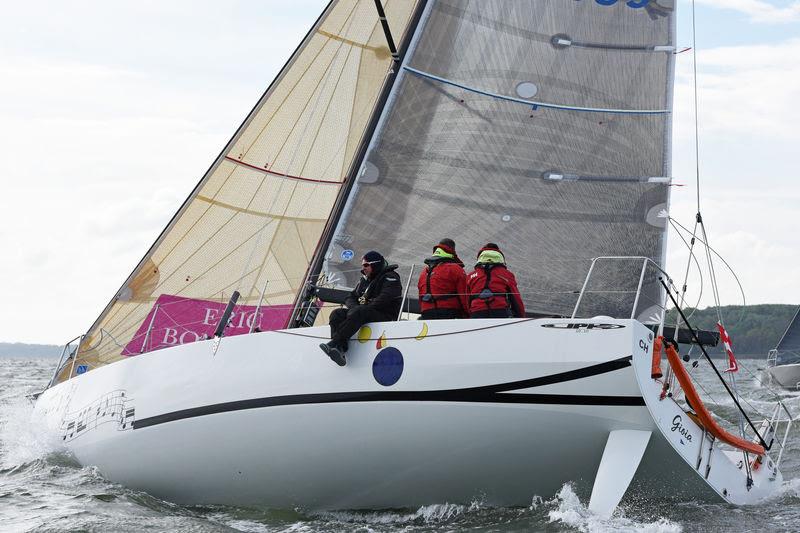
left=716, top=322, right=738, bottom=373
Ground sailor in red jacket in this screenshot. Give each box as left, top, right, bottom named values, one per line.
left=417, top=238, right=469, bottom=319
left=466, top=243, right=525, bottom=318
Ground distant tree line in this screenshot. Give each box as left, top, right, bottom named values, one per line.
left=666, top=304, right=798, bottom=357
left=0, top=342, right=61, bottom=358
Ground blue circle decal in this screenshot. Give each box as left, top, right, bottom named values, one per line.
left=372, top=347, right=404, bottom=386
left=341, top=249, right=354, bottom=261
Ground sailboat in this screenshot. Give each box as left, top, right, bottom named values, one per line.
left=33, top=0, right=792, bottom=516
left=766, top=306, right=800, bottom=390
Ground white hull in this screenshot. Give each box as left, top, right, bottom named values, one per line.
left=765, top=363, right=800, bottom=391
left=35, top=318, right=781, bottom=509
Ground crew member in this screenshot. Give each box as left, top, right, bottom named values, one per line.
left=466, top=243, right=525, bottom=318
left=417, top=238, right=468, bottom=319
left=320, top=251, right=402, bottom=366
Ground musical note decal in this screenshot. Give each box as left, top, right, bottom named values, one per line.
left=59, top=390, right=135, bottom=442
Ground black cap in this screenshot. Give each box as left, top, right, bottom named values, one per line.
left=362, top=250, right=384, bottom=264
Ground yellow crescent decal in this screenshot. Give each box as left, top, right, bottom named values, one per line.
left=415, top=322, right=428, bottom=340
left=357, top=326, right=372, bottom=343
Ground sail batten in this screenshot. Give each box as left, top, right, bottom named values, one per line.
left=403, top=66, right=671, bottom=114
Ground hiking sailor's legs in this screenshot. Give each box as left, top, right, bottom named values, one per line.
left=328, top=308, right=349, bottom=351
left=332, top=306, right=390, bottom=347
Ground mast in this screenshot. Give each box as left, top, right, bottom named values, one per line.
left=290, top=0, right=430, bottom=327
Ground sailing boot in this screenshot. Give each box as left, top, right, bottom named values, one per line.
left=319, top=342, right=347, bottom=367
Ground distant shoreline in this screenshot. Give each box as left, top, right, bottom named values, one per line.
left=0, top=342, right=61, bottom=358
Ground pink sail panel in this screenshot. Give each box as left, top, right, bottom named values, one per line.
left=122, top=294, right=292, bottom=355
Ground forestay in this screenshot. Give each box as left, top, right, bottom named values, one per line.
left=322, top=0, right=676, bottom=319
left=61, top=0, right=420, bottom=382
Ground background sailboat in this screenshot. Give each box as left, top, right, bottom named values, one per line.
left=766, top=306, right=800, bottom=389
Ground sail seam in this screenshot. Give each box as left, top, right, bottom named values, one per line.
left=195, top=195, right=328, bottom=221
left=317, top=29, right=384, bottom=53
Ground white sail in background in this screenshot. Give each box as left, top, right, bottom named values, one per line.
left=774, top=306, right=800, bottom=364
left=323, top=0, right=676, bottom=319
left=62, top=0, right=420, bottom=382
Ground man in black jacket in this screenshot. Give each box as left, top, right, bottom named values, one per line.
left=320, top=251, right=402, bottom=366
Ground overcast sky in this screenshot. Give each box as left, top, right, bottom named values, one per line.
left=1, top=0, right=798, bottom=344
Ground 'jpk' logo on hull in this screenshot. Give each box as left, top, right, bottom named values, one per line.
left=541, top=323, right=625, bottom=330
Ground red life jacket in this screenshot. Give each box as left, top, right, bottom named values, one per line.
left=466, top=264, right=525, bottom=317
left=417, top=260, right=469, bottom=316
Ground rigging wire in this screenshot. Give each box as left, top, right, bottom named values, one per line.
left=669, top=217, right=748, bottom=318
left=674, top=214, right=701, bottom=325
left=668, top=219, right=704, bottom=316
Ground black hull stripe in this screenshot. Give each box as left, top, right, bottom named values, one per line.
left=469, top=355, right=634, bottom=393
left=134, top=392, right=644, bottom=429
left=134, top=356, right=641, bottom=430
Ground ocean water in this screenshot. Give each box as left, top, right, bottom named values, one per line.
left=2, top=357, right=800, bottom=532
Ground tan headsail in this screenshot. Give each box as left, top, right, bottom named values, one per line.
left=60, top=0, right=420, bottom=382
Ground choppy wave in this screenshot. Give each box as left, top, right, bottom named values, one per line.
left=310, top=501, right=473, bottom=525
left=0, top=396, right=66, bottom=470
left=547, top=484, right=682, bottom=533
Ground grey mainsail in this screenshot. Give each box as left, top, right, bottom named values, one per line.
left=321, top=0, right=676, bottom=319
